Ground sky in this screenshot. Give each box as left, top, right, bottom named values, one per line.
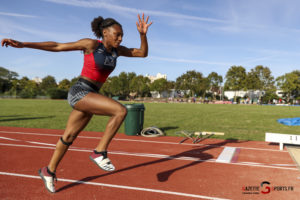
left=1, top=0, right=300, bottom=83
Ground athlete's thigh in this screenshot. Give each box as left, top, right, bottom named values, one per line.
left=64, top=109, right=93, bottom=134
left=74, top=92, right=125, bottom=116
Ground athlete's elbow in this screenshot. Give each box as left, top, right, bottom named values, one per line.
left=141, top=51, right=148, bottom=57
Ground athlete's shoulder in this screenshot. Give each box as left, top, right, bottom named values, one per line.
left=77, top=38, right=98, bottom=46
left=77, top=38, right=99, bottom=54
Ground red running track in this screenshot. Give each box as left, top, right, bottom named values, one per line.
left=0, top=126, right=299, bottom=200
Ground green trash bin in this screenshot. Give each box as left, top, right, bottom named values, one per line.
left=112, top=96, right=119, bottom=101
left=124, top=104, right=145, bottom=136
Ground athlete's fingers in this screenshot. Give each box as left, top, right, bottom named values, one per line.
left=1, top=39, right=8, bottom=47
left=137, top=13, right=142, bottom=25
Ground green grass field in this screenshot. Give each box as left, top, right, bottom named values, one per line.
left=0, top=99, right=299, bottom=141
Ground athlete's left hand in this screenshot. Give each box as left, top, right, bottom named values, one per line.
left=136, top=13, right=153, bottom=35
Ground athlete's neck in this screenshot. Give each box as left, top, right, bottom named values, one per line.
left=101, top=40, right=113, bottom=53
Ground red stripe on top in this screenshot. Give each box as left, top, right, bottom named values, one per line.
left=80, top=40, right=115, bottom=83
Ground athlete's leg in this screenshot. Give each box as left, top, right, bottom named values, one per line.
left=48, top=109, right=93, bottom=172
left=74, top=92, right=127, bottom=152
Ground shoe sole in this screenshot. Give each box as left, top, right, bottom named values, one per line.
left=38, top=169, right=55, bottom=193
left=89, top=156, right=115, bottom=172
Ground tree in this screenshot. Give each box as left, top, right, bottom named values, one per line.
left=290, top=70, right=300, bottom=99
left=70, top=76, right=80, bottom=87
left=245, top=70, right=260, bottom=91
left=175, top=70, right=208, bottom=97
left=224, top=66, right=247, bottom=101
left=245, top=65, right=275, bottom=102
left=129, top=75, right=150, bottom=97
left=276, top=70, right=300, bottom=102
left=0, top=77, right=10, bottom=93
left=40, top=75, right=57, bottom=92
left=0, top=66, right=18, bottom=80
left=167, top=81, right=175, bottom=90
left=7, top=79, right=19, bottom=96
left=246, top=66, right=274, bottom=90
left=207, top=72, right=223, bottom=100
left=47, top=88, right=68, bottom=99
left=100, top=77, right=112, bottom=97
left=150, top=78, right=168, bottom=94
left=261, top=91, right=279, bottom=104
left=100, top=74, right=133, bottom=97
left=18, top=77, right=30, bottom=90
left=9, top=77, right=39, bottom=98
left=118, top=72, right=136, bottom=98
left=109, top=76, right=123, bottom=96
left=58, top=79, right=71, bottom=90
left=19, top=80, right=39, bottom=98
left=0, top=67, right=18, bottom=93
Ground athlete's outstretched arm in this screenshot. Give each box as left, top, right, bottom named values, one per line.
left=1, top=38, right=96, bottom=53
left=118, top=13, right=153, bottom=57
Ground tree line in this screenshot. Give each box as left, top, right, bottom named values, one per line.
left=0, top=66, right=299, bottom=103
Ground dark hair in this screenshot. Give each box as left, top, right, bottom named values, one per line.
left=91, top=16, right=122, bottom=38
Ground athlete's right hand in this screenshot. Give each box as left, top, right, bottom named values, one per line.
left=1, top=38, right=24, bottom=48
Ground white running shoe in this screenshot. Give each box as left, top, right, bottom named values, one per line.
left=38, top=167, right=57, bottom=193
left=89, top=151, right=115, bottom=172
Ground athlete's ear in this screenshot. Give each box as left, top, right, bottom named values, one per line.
left=102, top=29, right=108, bottom=38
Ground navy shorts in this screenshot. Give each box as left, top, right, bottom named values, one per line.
left=67, top=78, right=99, bottom=108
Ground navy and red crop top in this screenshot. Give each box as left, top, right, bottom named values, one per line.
left=81, top=40, right=118, bottom=83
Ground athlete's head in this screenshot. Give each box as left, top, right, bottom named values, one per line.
left=91, top=16, right=123, bottom=48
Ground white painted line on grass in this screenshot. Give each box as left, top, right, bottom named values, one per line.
left=0, top=142, right=297, bottom=171
left=0, top=171, right=230, bottom=200
left=0, top=130, right=289, bottom=152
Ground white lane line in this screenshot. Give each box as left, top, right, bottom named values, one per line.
left=271, top=164, right=297, bottom=167
left=0, top=136, right=56, bottom=146
left=0, top=136, right=18, bottom=141
left=216, top=147, right=236, bottom=163
left=0, top=130, right=289, bottom=152
left=0, top=142, right=297, bottom=171
left=0, top=171, right=230, bottom=200
left=27, top=141, right=56, bottom=146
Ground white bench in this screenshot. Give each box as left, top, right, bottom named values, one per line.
left=265, top=132, right=300, bottom=150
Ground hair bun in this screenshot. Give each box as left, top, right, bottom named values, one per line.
left=91, top=16, right=104, bottom=38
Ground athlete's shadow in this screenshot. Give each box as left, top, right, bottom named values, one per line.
left=156, top=138, right=244, bottom=182
left=57, top=139, right=245, bottom=192
left=0, top=115, right=54, bottom=122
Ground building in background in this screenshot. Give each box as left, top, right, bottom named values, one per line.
left=145, top=73, right=167, bottom=83
left=32, top=77, right=42, bottom=84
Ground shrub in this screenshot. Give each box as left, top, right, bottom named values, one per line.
left=19, top=88, right=38, bottom=98
left=47, top=88, right=68, bottom=99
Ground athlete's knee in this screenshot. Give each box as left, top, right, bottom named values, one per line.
left=60, top=136, right=73, bottom=146
left=61, top=133, right=77, bottom=145
left=115, top=105, right=127, bottom=119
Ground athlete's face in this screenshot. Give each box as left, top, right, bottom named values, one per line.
left=103, top=24, right=123, bottom=48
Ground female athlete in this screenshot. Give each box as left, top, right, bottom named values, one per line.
left=1, top=13, right=152, bottom=193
